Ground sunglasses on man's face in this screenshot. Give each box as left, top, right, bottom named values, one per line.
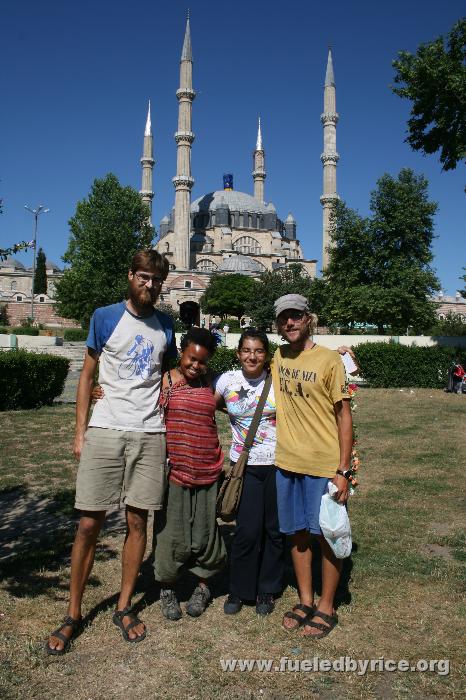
left=277, top=310, right=306, bottom=323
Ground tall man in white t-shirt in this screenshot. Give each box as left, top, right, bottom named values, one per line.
left=46, top=250, right=176, bottom=654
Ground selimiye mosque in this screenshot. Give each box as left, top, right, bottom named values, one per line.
left=139, top=16, right=339, bottom=326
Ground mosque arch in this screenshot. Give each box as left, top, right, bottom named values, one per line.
left=234, top=236, right=261, bottom=255
left=196, top=258, right=218, bottom=272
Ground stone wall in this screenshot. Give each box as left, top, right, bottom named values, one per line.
left=4, top=301, right=79, bottom=328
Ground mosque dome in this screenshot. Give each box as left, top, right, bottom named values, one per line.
left=191, top=190, right=274, bottom=215
left=0, top=257, right=25, bottom=270
left=219, top=254, right=263, bottom=274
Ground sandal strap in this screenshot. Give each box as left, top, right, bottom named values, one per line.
left=114, top=606, right=133, bottom=620
left=284, top=611, right=306, bottom=624
left=51, top=616, right=82, bottom=637
left=312, top=610, right=337, bottom=624
left=305, top=620, right=330, bottom=631
left=293, top=604, right=315, bottom=615
left=114, top=607, right=142, bottom=632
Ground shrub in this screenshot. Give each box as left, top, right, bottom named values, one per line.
left=353, top=342, right=466, bottom=388
left=0, top=350, right=70, bottom=410
left=208, top=347, right=241, bottom=377
left=10, top=326, right=39, bottom=336
left=0, top=326, right=9, bottom=335
left=64, top=328, right=88, bottom=341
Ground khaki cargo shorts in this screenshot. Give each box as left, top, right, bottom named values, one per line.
left=75, top=427, right=167, bottom=512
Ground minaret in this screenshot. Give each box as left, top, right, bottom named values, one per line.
left=320, top=49, right=339, bottom=269
left=252, top=117, right=266, bottom=202
left=172, top=15, right=195, bottom=270
left=140, top=100, right=154, bottom=225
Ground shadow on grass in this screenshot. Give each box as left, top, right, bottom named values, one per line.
left=0, top=485, right=118, bottom=598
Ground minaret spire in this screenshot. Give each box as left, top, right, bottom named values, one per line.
left=173, top=14, right=195, bottom=269
left=140, top=99, right=154, bottom=224
left=320, top=48, right=339, bottom=269
left=252, top=116, right=266, bottom=202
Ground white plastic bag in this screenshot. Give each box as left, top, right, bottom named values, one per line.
left=319, top=482, right=352, bottom=559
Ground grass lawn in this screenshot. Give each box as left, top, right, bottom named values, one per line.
left=0, top=389, right=464, bottom=699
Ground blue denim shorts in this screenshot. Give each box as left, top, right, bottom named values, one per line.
left=276, top=469, right=330, bottom=535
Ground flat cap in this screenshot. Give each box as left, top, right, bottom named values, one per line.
left=274, top=293, right=309, bottom=319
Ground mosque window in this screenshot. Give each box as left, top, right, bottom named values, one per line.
left=184, top=280, right=193, bottom=289
left=16, top=295, right=22, bottom=301
left=196, top=259, right=218, bottom=272
left=234, top=237, right=262, bottom=255
left=39, top=296, right=45, bottom=303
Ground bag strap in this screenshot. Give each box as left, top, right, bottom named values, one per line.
left=242, top=373, right=273, bottom=453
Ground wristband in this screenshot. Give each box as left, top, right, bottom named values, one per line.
left=336, top=468, right=353, bottom=480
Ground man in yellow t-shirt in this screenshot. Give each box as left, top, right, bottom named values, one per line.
left=271, top=293, right=353, bottom=639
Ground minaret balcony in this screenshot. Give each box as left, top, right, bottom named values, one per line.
left=176, top=88, right=196, bottom=101
left=320, top=152, right=340, bottom=164
left=252, top=170, right=267, bottom=179
left=175, top=131, right=195, bottom=144
left=172, top=175, right=195, bottom=190
left=140, top=156, right=155, bottom=166
left=320, top=194, right=340, bottom=205
left=320, top=112, right=339, bottom=125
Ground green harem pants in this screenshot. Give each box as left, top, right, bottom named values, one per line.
left=153, top=479, right=226, bottom=583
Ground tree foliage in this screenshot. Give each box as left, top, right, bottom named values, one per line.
left=34, top=247, right=47, bottom=295
left=429, top=311, right=466, bottom=336
left=200, top=273, right=258, bottom=321
left=55, top=174, right=153, bottom=327
left=460, top=268, right=466, bottom=297
left=246, top=264, right=327, bottom=330
left=324, top=169, right=440, bottom=333
left=392, top=18, right=466, bottom=171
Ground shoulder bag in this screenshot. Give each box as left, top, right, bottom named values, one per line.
left=216, top=372, right=273, bottom=522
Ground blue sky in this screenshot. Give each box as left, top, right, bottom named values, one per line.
left=1, top=0, right=465, bottom=293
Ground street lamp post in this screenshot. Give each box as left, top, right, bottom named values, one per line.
left=25, top=204, right=50, bottom=322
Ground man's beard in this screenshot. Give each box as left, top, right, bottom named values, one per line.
left=129, top=287, right=157, bottom=309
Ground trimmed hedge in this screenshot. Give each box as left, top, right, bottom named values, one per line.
left=10, top=327, right=39, bottom=336
left=0, top=350, right=70, bottom=410
left=353, top=342, right=466, bottom=388
left=0, top=326, right=9, bottom=334
left=63, top=328, right=88, bottom=341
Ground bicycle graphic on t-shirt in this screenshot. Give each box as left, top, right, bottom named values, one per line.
left=118, top=334, right=154, bottom=380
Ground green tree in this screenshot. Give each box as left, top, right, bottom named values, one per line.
left=246, top=264, right=327, bottom=330
left=156, top=302, right=184, bottom=332
left=34, top=247, right=47, bottom=295
left=460, top=268, right=466, bottom=297
left=392, top=18, right=466, bottom=171
left=200, top=273, right=258, bottom=322
left=55, top=174, right=153, bottom=327
left=324, top=169, right=440, bottom=334
left=430, top=311, right=466, bottom=336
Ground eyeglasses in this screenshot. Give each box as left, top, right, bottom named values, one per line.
left=239, top=348, right=267, bottom=356
left=277, top=310, right=306, bottom=323
left=134, top=272, right=164, bottom=286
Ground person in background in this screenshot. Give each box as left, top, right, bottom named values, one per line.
left=215, top=329, right=284, bottom=616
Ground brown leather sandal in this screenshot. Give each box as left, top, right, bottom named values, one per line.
left=301, top=609, right=338, bottom=638
left=282, top=603, right=315, bottom=630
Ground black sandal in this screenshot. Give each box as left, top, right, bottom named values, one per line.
left=45, top=615, right=83, bottom=655
left=112, top=607, right=146, bottom=643
left=301, top=609, right=338, bottom=639
left=282, top=603, right=315, bottom=630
